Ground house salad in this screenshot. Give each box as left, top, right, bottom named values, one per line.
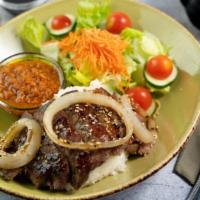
left=18, top=0, right=178, bottom=116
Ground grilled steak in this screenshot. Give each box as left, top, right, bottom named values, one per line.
left=53, top=103, right=126, bottom=143
left=0, top=89, right=157, bottom=190
left=26, top=134, right=70, bottom=190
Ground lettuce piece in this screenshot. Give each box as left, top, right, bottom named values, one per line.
left=59, top=51, right=136, bottom=92
left=60, top=57, right=93, bottom=86
left=60, top=57, right=73, bottom=74
left=121, top=28, right=167, bottom=66
left=131, top=65, right=145, bottom=85
left=61, top=56, right=136, bottom=92
left=77, top=71, right=91, bottom=85
left=18, top=17, right=46, bottom=52
left=77, top=0, right=111, bottom=28
left=99, top=74, right=121, bottom=93
left=141, top=32, right=166, bottom=56
left=41, top=41, right=59, bottom=61
left=124, top=54, right=137, bottom=75
left=121, top=28, right=142, bottom=41
left=99, top=74, right=136, bottom=94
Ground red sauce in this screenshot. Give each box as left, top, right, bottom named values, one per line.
left=0, top=59, right=60, bottom=109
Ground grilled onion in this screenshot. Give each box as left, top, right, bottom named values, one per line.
left=0, top=118, right=42, bottom=169
left=120, top=95, right=154, bottom=143
left=43, top=92, right=135, bottom=150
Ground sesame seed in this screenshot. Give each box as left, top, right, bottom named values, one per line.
left=58, top=124, right=64, bottom=129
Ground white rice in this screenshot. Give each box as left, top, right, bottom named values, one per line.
left=84, top=151, right=127, bottom=187
left=55, top=79, right=112, bottom=98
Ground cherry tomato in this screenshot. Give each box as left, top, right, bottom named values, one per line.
left=146, top=55, right=173, bottom=80
left=51, top=15, right=72, bottom=30
left=106, top=12, right=132, bottom=34
left=126, top=86, right=152, bottom=110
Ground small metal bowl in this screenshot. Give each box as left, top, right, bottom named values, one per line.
left=0, top=0, right=48, bottom=15
left=0, top=52, right=64, bottom=115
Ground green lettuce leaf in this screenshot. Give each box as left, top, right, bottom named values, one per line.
left=77, top=0, right=111, bottom=28
left=41, top=41, right=59, bottom=61
left=121, top=28, right=171, bottom=95
left=121, top=28, right=142, bottom=41
left=60, top=57, right=93, bottom=86
left=121, top=28, right=167, bottom=65
left=18, top=17, right=46, bottom=52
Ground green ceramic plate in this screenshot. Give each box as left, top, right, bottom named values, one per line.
left=0, top=0, right=200, bottom=199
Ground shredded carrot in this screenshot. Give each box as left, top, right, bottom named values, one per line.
left=59, top=28, right=128, bottom=77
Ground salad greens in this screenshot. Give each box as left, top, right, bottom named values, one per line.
left=60, top=57, right=93, bottom=86
left=121, top=28, right=171, bottom=93
left=77, top=0, right=111, bottom=28
left=17, top=0, right=177, bottom=98
left=121, top=28, right=167, bottom=66
left=18, top=17, right=46, bottom=52
left=41, top=41, right=59, bottom=61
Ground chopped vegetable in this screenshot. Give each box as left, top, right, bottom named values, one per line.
left=121, top=28, right=167, bottom=65
left=51, top=15, right=72, bottom=30
left=46, top=14, right=76, bottom=37
left=145, top=100, right=157, bottom=116
left=60, top=57, right=92, bottom=86
left=146, top=82, right=171, bottom=96
left=144, top=64, right=178, bottom=88
left=18, top=17, right=46, bottom=52
left=41, top=41, right=59, bottom=60
left=77, top=0, right=111, bottom=28
left=106, top=12, right=132, bottom=34
left=17, top=1, right=178, bottom=107
left=126, top=86, right=152, bottom=110
left=141, top=32, right=166, bottom=56
left=121, top=28, right=142, bottom=41
left=59, top=28, right=128, bottom=79
left=146, top=55, right=173, bottom=80
left=0, top=118, right=42, bottom=169
left=121, top=27, right=174, bottom=94
left=120, top=95, right=154, bottom=143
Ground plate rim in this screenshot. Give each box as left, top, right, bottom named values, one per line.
left=0, top=0, right=200, bottom=199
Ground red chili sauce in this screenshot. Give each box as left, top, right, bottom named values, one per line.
left=0, top=59, right=60, bottom=109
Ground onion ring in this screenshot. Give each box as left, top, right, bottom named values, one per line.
left=0, top=118, right=42, bottom=169
left=43, top=92, right=134, bottom=150
left=120, top=95, right=154, bottom=143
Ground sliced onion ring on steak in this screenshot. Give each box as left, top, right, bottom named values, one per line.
left=0, top=118, right=42, bottom=169
left=43, top=92, right=135, bottom=150
left=120, top=95, right=154, bottom=143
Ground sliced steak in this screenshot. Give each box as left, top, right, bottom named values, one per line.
left=62, top=147, right=124, bottom=189
left=0, top=168, right=23, bottom=181
left=126, top=117, right=158, bottom=155
left=26, top=134, right=70, bottom=190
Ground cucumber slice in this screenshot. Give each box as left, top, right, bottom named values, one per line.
left=144, top=65, right=178, bottom=88
left=46, top=14, right=76, bottom=36
left=146, top=82, right=170, bottom=98
left=146, top=100, right=158, bottom=116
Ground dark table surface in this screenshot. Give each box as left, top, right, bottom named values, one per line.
left=0, top=0, right=199, bottom=199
